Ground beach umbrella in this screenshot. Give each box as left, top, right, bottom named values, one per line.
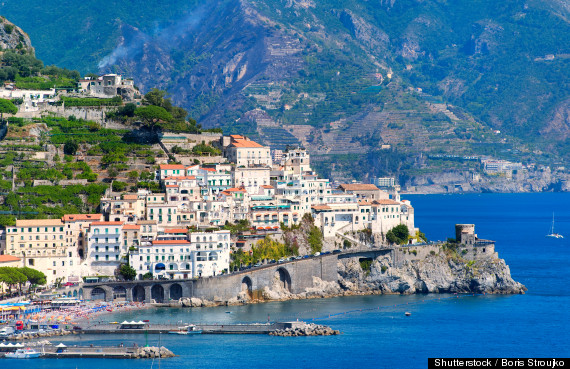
left=56, top=343, right=67, bottom=348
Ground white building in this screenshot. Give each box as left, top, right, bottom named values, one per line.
left=129, top=230, right=231, bottom=280
left=85, top=222, right=125, bottom=276
left=224, top=135, right=272, bottom=167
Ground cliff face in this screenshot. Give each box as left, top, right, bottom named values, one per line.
left=0, top=17, right=34, bottom=54
left=254, top=246, right=526, bottom=303
left=337, top=253, right=526, bottom=295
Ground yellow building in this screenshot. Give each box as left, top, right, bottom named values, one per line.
left=3, top=219, right=71, bottom=285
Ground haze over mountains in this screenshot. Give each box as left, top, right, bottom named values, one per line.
left=2, top=0, right=569, bottom=181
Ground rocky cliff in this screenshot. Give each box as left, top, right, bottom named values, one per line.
left=180, top=245, right=525, bottom=309
left=404, top=168, right=570, bottom=194
left=336, top=251, right=526, bottom=295
left=0, top=17, right=34, bottom=54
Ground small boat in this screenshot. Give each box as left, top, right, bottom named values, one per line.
left=5, top=348, right=42, bottom=359
left=405, top=312, right=412, bottom=316
left=546, top=213, right=564, bottom=239
left=168, top=324, right=202, bottom=335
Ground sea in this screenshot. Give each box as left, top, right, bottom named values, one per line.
left=16, top=193, right=570, bottom=368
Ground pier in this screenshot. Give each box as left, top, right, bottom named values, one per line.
left=82, top=321, right=301, bottom=335
left=0, top=345, right=174, bottom=359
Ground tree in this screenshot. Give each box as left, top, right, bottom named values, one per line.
left=63, top=140, right=78, bottom=155
left=0, top=267, right=27, bottom=296
left=386, top=224, right=410, bottom=245
left=119, top=263, right=137, bottom=281
left=142, top=88, right=167, bottom=107
left=127, top=170, right=139, bottom=182
left=135, top=105, right=172, bottom=131
left=0, top=98, right=17, bottom=122
left=19, top=267, right=47, bottom=287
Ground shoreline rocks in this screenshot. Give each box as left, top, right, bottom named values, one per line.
left=269, top=323, right=340, bottom=337
left=134, top=346, right=175, bottom=359
left=6, top=328, right=74, bottom=341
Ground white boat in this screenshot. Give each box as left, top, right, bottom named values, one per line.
left=5, top=348, right=42, bottom=359
left=546, top=214, right=563, bottom=239
left=168, top=324, right=202, bottom=335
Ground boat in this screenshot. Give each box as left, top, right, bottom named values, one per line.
left=168, top=324, right=202, bottom=335
left=405, top=312, right=412, bottom=316
left=546, top=213, right=563, bottom=239
left=5, top=348, right=42, bottom=359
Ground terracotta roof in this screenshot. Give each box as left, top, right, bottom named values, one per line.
left=0, top=255, right=21, bottom=263
left=123, top=195, right=138, bottom=200
left=165, top=185, right=179, bottom=188
left=223, top=187, right=247, bottom=192
left=91, top=221, right=123, bottom=226
left=152, top=240, right=190, bottom=245
left=373, top=199, right=400, bottom=205
left=200, top=168, right=216, bottom=172
left=164, top=229, right=188, bottom=234
left=62, top=214, right=102, bottom=222
left=339, top=183, right=379, bottom=191
left=160, top=164, right=185, bottom=170
left=16, top=219, right=63, bottom=227
left=312, top=205, right=332, bottom=211
left=261, top=185, right=274, bottom=189
left=230, top=139, right=264, bottom=148
left=229, top=134, right=245, bottom=139
left=123, top=225, right=140, bottom=230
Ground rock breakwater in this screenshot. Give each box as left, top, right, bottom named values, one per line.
left=269, top=323, right=340, bottom=337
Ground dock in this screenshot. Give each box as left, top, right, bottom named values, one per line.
left=82, top=322, right=295, bottom=335
left=0, top=345, right=174, bottom=359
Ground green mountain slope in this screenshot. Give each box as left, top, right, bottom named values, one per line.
left=1, top=0, right=569, bottom=181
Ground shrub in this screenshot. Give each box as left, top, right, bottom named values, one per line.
left=63, top=141, right=78, bottom=155
left=112, top=181, right=128, bottom=192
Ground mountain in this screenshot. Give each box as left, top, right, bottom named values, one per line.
left=2, top=0, right=569, bottom=181
left=0, top=16, right=34, bottom=54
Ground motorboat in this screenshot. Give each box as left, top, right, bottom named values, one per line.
left=168, top=324, right=202, bottom=335
left=5, top=348, right=41, bottom=359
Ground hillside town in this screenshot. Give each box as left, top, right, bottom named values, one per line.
left=0, top=133, right=415, bottom=286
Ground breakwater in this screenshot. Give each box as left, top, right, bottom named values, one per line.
left=0, top=345, right=174, bottom=359
left=81, top=321, right=336, bottom=336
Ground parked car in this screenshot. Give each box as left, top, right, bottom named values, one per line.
left=332, top=249, right=342, bottom=254
left=278, top=258, right=285, bottom=264
left=314, top=252, right=321, bottom=257
left=302, top=255, right=310, bottom=259
left=322, top=251, right=331, bottom=255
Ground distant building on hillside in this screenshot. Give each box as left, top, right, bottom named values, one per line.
left=77, top=74, right=138, bottom=100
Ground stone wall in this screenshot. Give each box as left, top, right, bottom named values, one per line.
left=82, top=254, right=339, bottom=302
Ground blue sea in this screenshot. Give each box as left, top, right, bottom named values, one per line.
left=14, top=193, right=570, bottom=368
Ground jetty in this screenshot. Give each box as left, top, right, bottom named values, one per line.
left=83, top=321, right=305, bottom=335
left=0, top=345, right=174, bottom=359
left=79, top=320, right=337, bottom=336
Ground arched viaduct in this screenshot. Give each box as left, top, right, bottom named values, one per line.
left=81, top=249, right=395, bottom=303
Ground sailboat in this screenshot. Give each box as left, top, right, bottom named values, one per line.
left=546, top=214, right=563, bottom=239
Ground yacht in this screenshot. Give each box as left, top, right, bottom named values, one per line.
left=546, top=214, right=563, bottom=239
